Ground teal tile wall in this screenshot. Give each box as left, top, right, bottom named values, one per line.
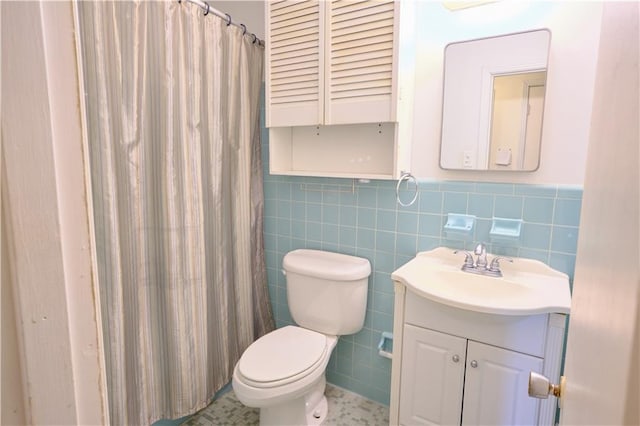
left=259, top=95, right=582, bottom=407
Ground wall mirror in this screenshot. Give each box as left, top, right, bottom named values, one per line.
left=439, top=29, right=551, bottom=171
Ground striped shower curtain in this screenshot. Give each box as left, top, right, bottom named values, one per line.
left=77, top=1, right=274, bottom=424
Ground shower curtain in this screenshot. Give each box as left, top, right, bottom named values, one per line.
left=77, top=2, right=274, bottom=424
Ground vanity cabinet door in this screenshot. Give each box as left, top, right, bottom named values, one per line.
left=462, top=341, right=543, bottom=426
left=399, top=324, right=466, bottom=426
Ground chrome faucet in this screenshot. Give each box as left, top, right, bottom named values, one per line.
left=454, top=243, right=513, bottom=278
left=474, top=242, right=488, bottom=269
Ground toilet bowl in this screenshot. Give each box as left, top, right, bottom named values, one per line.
left=232, top=249, right=371, bottom=426
left=232, top=326, right=338, bottom=425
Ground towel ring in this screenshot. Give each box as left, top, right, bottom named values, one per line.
left=203, top=1, right=210, bottom=15
left=396, top=171, right=418, bottom=207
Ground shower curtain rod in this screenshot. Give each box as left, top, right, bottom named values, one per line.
left=180, top=0, right=265, bottom=47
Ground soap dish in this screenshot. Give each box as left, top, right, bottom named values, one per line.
left=490, top=217, right=523, bottom=245
left=444, top=213, right=476, bottom=241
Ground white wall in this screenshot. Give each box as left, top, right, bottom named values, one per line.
left=210, top=1, right=264, bottom=39
left=410, top=2, right=603, bottom=184
left=1, top=1, right=106, bottom=423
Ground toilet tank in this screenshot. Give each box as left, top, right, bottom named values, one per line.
left=283, top=249, right=371, bottom=336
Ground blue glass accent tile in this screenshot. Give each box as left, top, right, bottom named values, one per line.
left=557, top=186, right=583, bottom=199
left=264, top=198, right=277, bottom=217
left=322, top=224, right=340, bottom=245
left=373, top=291, right=394, bottom=315
left=371, top=312, right=393, bottom=333
left=554, top=198, right=582, bottom=226
left=549, top=252, right=577, bottom=280
left=277, top=235, right=292, bottom=253
left=397, top=211, right=419, bottom=234
left=419, top=191, right=443, bottom=214
left=475, top=182, right=514, bottom=194
left=491, top=245, right=519, bottom=257
left=376, top=231, right=396, bottom=253
left=371, top=367, right=392, bottom=392
left=337, top=339, right=354, bottom=360
left=494, top=195, right=523, bottom=219
left=377, top=187, right=398, bottom=210
left=340, top=205, right=357, bottom=227
left=475, top=218, right=492, bottom=243
left=339, top=190, right=357, bottom=205
left=326, top=371, right=351, bottom=390
left=358, top=207, right=376, bottom=229
left=443, top=192, right=468, bottom=213
left=277, top=200, right=291, bottom=219
left=339, top=226, right=357, bottom=248
left=418, top=213, right=443, bottom=237
left=323, top=190, right=341, bottom=205
left=277, top=218, right=290, bottom=235
left=376, top=209, right=396, bottom=232
left=306, top=222, right=322, bottom=241
left=416, top=179, right=440, bottom=191
left=277, top=182, right=291, bottom=200
left=354, top=328, right=373, bottom=347
left=521, top=223, right=551, bottom=250
left=441, top=181, right=476, bottom=192
left=322, top=204, right=340, bottom=225
left=306, top=203, right=321, bottom=222
left=396, top=233, right=417, bottom=256
left=356, top=228, right=376, bottom=249
left=336, top=356, right=353, bottom=376
left=417, top=236, right=441, bottom=252
left=291, top=238, right=306, bottom=252
left=264, top=216, right=277, bottom=233
left=523, top=197, right=554, bottom=223
left=551, top=226, right=579, bottom=253
left=468, top=193, right=494, bottom=218
left=357, top=187, right=377, bottom=208
left=263, top=183, right=277, bottom=200
left=352, top=363, right=373, bottom=384
left=519, top=248, right=549, bottom=263
left=374, top=252, right=395, bottom=274
left=291, top=183, right=306, bottom=202
left=514, top=184, right=557, bottom=198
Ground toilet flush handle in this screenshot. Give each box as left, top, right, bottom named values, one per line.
left=282, top=269, right=286, bottom=276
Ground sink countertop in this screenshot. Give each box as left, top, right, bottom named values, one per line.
left=391, top=247, right=571, bottom=316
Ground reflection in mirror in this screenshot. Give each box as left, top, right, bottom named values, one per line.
left=440, top=30, right=551, bottom=171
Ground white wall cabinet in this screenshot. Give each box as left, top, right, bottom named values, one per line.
left=391, top=286, right=567, bottom=426
left=265, top=0, right=415, bottom=179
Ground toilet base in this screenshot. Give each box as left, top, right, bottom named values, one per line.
left=259, top=376, right=328, bottom=426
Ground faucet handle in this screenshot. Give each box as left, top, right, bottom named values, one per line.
left=488, top=256, right=513, bottom=271
left=474, top=242, right=487, bottom=255
left=453, top=250, right=475, bottom=268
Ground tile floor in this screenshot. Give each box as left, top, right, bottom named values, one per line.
left=181, top=384, right=389, bottom=426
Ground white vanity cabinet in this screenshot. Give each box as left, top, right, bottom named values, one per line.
left=391, top=286, right=567, bottom=426
left=265, top=0, right=415, bottom=179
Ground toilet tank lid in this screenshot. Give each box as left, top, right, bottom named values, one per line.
left=283, top=249, right=371, bottom=281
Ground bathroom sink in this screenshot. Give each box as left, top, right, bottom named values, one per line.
left=391, top=247, right=571, bottom=315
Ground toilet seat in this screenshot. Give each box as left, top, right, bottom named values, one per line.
left=237, top=326, right=328, bottom=389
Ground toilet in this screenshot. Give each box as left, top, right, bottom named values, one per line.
left=232, top=249, right=371, bottom=426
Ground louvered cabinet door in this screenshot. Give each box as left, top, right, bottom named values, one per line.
left=266, top=0, right=324, bottom=127
left=326, top=0, right=398, bottom=125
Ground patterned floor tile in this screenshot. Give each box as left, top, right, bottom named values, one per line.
left=181, top=384, right=389, bottom=425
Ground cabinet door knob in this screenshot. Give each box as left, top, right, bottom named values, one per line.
left=470, top=360, right=478, bottom=368
left=452, top=354, right=460, bottom=363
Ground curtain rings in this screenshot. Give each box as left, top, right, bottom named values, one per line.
left=203, top=1, right=210, bottom=15
left=240, top=23, right=247, bottom=35
left=252, top=34, right=258, bottom=44
left=225, top=13, right=232, bottom=26
left=396, top=171, right=419, bottom=207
